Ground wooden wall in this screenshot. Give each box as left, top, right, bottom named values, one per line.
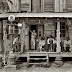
left=43, top=0, right=54, bottom=12
left=0, top=20, right=3, bottom=52
left=55, top=0, right=72, bottom=12
left=8, top=0, right=19, bottom=12
left=3, top=20, right=12, bottom=52
left=68, top=21, right=72, bottom=42
left=66, top=0, right=72, bottom=12
left=44, top=19, right=55, bottom=37
left=6, top=0, right=72, bottom=13
left=20, top=0, right=31, bottom=12
left=32, top=0, right=41, bottom=12
left=68, top=21, right=72, bottom=50
left=38, top=25, right=44, bottom=38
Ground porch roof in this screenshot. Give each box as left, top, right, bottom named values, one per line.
left=0, top=13, right=72, bottom=18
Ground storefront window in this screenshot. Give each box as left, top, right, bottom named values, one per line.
left=55, top=22, right=66, bottom=38
left=60, top=22, right=66, bottom=37
left=6, top=22, right=19, bottom=39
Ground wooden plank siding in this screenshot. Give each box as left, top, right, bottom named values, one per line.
left=0, top=21, right=3, bottom=52
left=68, top=25, right=72, bottom=47
left=8, top=0, right=20, bottom=12
left=1, top=0, right=72, bottom=13
left=42, top=0, right=54, bottom=12
left=20, top=0, right=31, bottom=12
left=44, top=19, right=55, bottom=37
left=67, top=0, right=72, bottom=12
left=32, top=0, right=41, bottom=12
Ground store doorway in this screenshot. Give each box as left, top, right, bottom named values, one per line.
left=29, top=25, right=37, bottom=50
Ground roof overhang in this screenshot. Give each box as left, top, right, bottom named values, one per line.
left=0, top=13, right=72, bottom=18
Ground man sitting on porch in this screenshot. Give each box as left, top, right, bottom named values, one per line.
left=39, top=37, right=45, bottom=51
left=64, top=37, right=71, bottom=52
left=47, top=35, right=56, bottom=52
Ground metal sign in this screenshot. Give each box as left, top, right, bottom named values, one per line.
left=8, top=15, right=15, bottom=22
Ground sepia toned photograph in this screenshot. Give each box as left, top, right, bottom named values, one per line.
left=0, top=0, right=72, bottom=72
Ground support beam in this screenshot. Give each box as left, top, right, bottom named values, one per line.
left=20, top=20, right=25, bottom=52
left=56, top=18, right=61, bottom=52
left=3, top=20, right=7, bottom=65
left=25, top=25, right=29, bottom=51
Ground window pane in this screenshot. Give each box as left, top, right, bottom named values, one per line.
left=63, top=30, right=65, bottom=33
left=15, top=26, right=18, bottom=29
left=60, top=22, right=66, bottom=37
left=62, top=26, right=65, bottom=29
left=10, top=25, right=13, bottom=34
left=15, top=30, right=18, bottom=34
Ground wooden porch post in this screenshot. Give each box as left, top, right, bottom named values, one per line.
left=3, top=20, right=7, bottom=65
left=54, top=18, right=63, bottom=66
left=21, top=20, right=25, bottom=53
left=25, top=25, right=29, bottom=51
left=56, top=18, right=61, bottom=52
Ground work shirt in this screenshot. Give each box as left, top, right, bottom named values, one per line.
left=39, top=40, right=45, bottom=49
left=64, top=40, right=71, bottom=48
left=31, top=32, right=36, bottom=39
left=13, top=37, right=19, bottom=45
left=47, top=38, right=54, bottom=44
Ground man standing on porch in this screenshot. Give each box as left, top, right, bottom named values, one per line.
left=30, top=30, right=37, bottom=50
left=13, top=35, right=21, bottom=52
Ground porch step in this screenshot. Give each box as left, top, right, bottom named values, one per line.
left=27, top=52, right=49, bottom=66
left=4, top=65, right=17, bottom=70
left=29, top=62, right=47, bottom=65
left=29, top=58, right=47, bottom=60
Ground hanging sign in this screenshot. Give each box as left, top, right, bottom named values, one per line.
left=67, top=20, right=71, bottom=25
left=8, top=15, right=15, bottom=22
left=18, top=23, right=22, bottom=27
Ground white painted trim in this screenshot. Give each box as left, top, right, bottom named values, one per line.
left=0, top=13, right=72, bottom=18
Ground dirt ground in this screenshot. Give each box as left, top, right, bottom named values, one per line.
left=0, top=61, right=72, bottom=72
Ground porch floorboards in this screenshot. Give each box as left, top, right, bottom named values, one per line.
left=14, top=51, right=72, bottom=58
left=0, top=51, right=72, bottom=58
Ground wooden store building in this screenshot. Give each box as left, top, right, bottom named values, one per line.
left=0, top=0, right=72, bottom=65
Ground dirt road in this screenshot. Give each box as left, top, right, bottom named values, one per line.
left=0, top=61, right=72, bottom=72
